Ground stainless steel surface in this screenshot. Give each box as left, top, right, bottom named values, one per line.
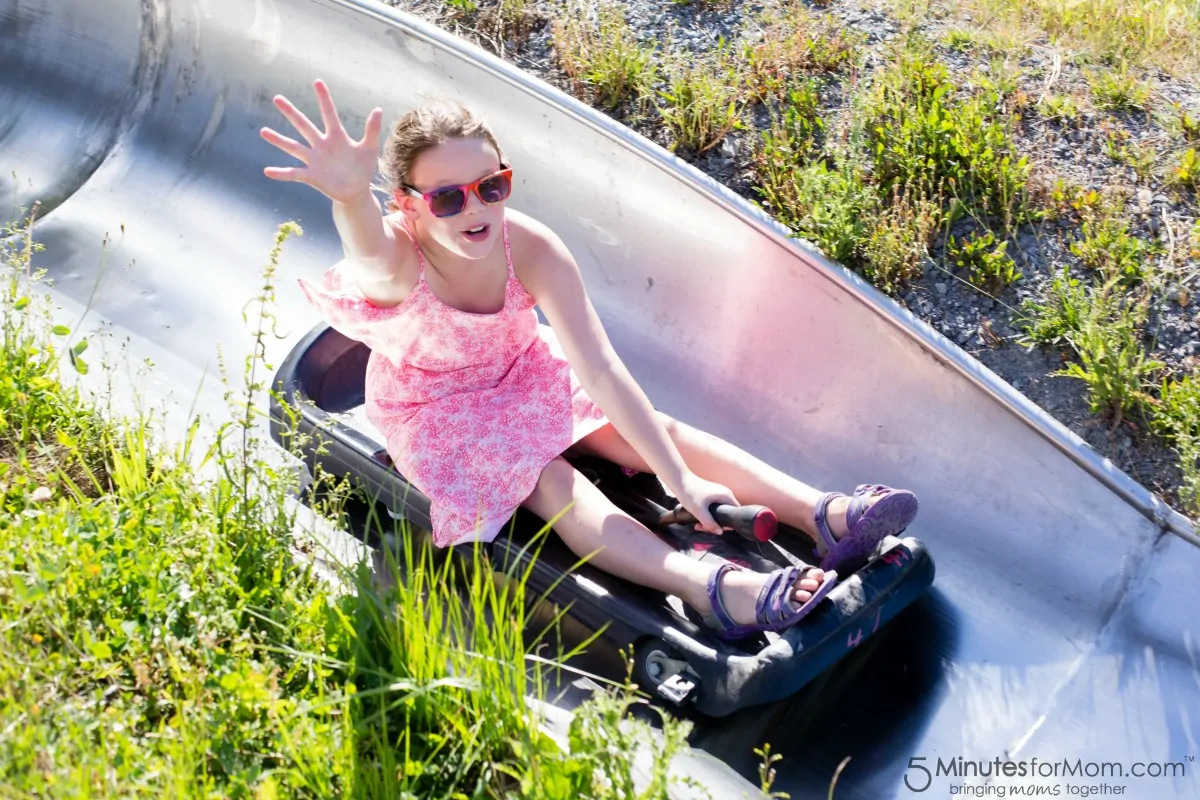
left=3, top=0, right=1198, bottom=796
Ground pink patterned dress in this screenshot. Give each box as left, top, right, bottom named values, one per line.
left=297, top=215, right=610, bottom=547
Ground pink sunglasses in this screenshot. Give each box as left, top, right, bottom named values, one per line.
left=399, top=165, right=513, bottom=218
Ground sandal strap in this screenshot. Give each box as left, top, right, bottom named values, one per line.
left=812, top=492, right=844, bottom=553
left=845, top=485, right=897, bottom=530
left=705, top=563, right=742, bottom=632
left=755, top=565, right=806, bottom=626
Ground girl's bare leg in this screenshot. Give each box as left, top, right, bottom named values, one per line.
left=521, top=457, right=829, bottom=625
left=568, top=415, right=862, bottom=545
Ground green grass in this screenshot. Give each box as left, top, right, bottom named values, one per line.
left=945, top=229, right=1022, bottom=294
left=856, top=40, right=1037, bottom=230
left=961, top=0, right=1200, bottom=80
left=656, top=37, right=748, bottom=153
left=741, top=3, right=859, bottom=103
left=550, top=1, right=658, bottom=113
left=1085, top=63, right=1155, bottom=112
left=1067, top=204, right=1164, bottom=287
left=0, top=211, right=730, bottom=798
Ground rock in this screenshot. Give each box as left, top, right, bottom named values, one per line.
left=720, top=135, right=737, bottom=159
left=1153, top=194, right=1171, bottom=205
left=935, top=282, right=948, bottom=296
left=30, top=486, right=52, bottom=503
left=1137, top=187, right=1154, bottom=210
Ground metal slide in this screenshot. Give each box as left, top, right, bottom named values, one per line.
left=3, top=0, right=1199, bottom=796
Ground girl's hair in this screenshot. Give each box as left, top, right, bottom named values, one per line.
left=378, top=98, right=505, bottom=212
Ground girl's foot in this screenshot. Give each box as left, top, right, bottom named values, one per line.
left=813, top=484, right=918, bottom=574
left=688, top=562, right=836, bottom=639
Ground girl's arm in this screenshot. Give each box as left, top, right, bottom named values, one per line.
left=522, top=224, right=691, bottom=495
left=332, top=190, right=400, bottom=282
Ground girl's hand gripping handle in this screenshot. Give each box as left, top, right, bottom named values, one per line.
left=260, top=79, right=384, bottom=205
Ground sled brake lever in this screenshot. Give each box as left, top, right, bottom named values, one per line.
left=658, top=503, right=777, bottom=543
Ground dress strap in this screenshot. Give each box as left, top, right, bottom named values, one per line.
left=398, top=216, right=427, bottom=281
left=502, top=217, right=514, bottom=278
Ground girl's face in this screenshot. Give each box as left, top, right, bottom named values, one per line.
left=395, top=136, right=509, bottom=261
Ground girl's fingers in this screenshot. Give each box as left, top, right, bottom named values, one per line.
left=313, top=79, right=343, bottom=137
left=273, top=94, right=322, bottom=145
left=263, top=165, right=308, bottom=183
left=260, top=127, right=311, bottom=164
left=360, top=107, right=384, bottom=147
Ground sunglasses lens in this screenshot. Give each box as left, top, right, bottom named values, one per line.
left=478, top=173, right=511, bottom=204
left=428, top=188, right=466, bottom=217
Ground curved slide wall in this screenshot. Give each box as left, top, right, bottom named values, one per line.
left=2, top=0, right=1199, bottom=796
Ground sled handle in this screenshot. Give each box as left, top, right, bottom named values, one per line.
left=657, top=503, right=777, bottom=542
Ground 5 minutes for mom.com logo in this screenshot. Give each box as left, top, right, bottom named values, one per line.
left=901, top=755, right=1194, bottom=795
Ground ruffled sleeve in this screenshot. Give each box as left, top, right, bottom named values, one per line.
left=296, top=260, right=406, bottom=353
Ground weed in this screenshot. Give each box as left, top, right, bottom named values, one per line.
left=1017, top=265, right=1093, bottom=347
left=0, top=212, right=713, bottom=797
left=860, top=178, right=942, bottom=295
left=858, top=42, right=1035, bottom=228
left=1168, top=147, right=1199, bottom=190
left=1178, top=104, right=1200, bottom=142
left=754, top=155, right=877, bottom=266
left=478, top=0, right=541, bottom=52
left=742, top=3, right=858, bottom=102
left=1056, top=306, right=1163, bottom=427
left=1020, top=269, right=1162, bottom=426
left=1068, top=210, right=1164, bottom=287
left=1103, top=128, right=1160, bottom=182
left=1190, top=218, right=1200, bottom=258
left=1085, top=64, right=1154, bottom=112
left=755, top=78, right=825, bottom=169
left=942, top=28, right=978, bottom=53
left=551, top=1, right=658, bottom=113
left=657, top=37, right=748, bottom=153
left=1037, top=93, right=1081, bottom=123
left=1152, top=372, right=1200, bottom=513
left=446, top=0, right=479, bottom=18
left=946, top=228, right=1022, bottom=293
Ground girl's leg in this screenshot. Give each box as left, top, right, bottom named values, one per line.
left=521, top=457, right=829, bottom=626
left=569, top=415, right=863, bottom=544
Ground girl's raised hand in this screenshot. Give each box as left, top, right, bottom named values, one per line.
left=261, top=79, right=384, bottom=204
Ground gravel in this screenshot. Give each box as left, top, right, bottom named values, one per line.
left=385, top=0, right=1200, bottom=517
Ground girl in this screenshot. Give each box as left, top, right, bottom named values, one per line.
left=261, top=80, right=919, bottom=641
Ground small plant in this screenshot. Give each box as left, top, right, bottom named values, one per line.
left=477, top=0, right=540, bottom=52
left=551, top=2, right=658, bottom=113
left=860, top=179, right=942, bottom=296
left=1103, top=129, right=1159, bottom=182
left=942, top=28, right=977, bottom=52
left=755, top=78, right=825, bottom=168
left=1029, top=271, right=1163, bottom=426
left=741, top=3, right=857, bottom=102
left=1085, top=64, right=1153, bottom=112
left=1037, top=92, right=1081, bottom=122
left=657, top=37, right=748, bottom=153
left=1168, top=147, right=1199, bottom=190
left=1190, top=218, right=1200, bottom=258
left=446, top=0, right=479, bottom=17
left=1017, top=265, right=1093, bottom=347
left=1068, top=211, right=1163, bottom=286
left=946, top=228, right=1022, bottom=293
left=1179, top=106, right=1200, bottom=142
left=1152, top=372, right=1200, bottom=514
left=858, top=43, right=1035, bottom=228
left=753, top=156, right=877, bottom=266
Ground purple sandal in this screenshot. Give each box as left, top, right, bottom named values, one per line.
left=813, top=483, right=919, bottom=574
left=702, top=562, right=839, bottom=641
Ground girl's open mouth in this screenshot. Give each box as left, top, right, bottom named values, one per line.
left=461, top=223, right=490, bottom=242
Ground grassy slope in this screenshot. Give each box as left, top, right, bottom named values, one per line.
left=0, top=218, right=723, bottom=799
